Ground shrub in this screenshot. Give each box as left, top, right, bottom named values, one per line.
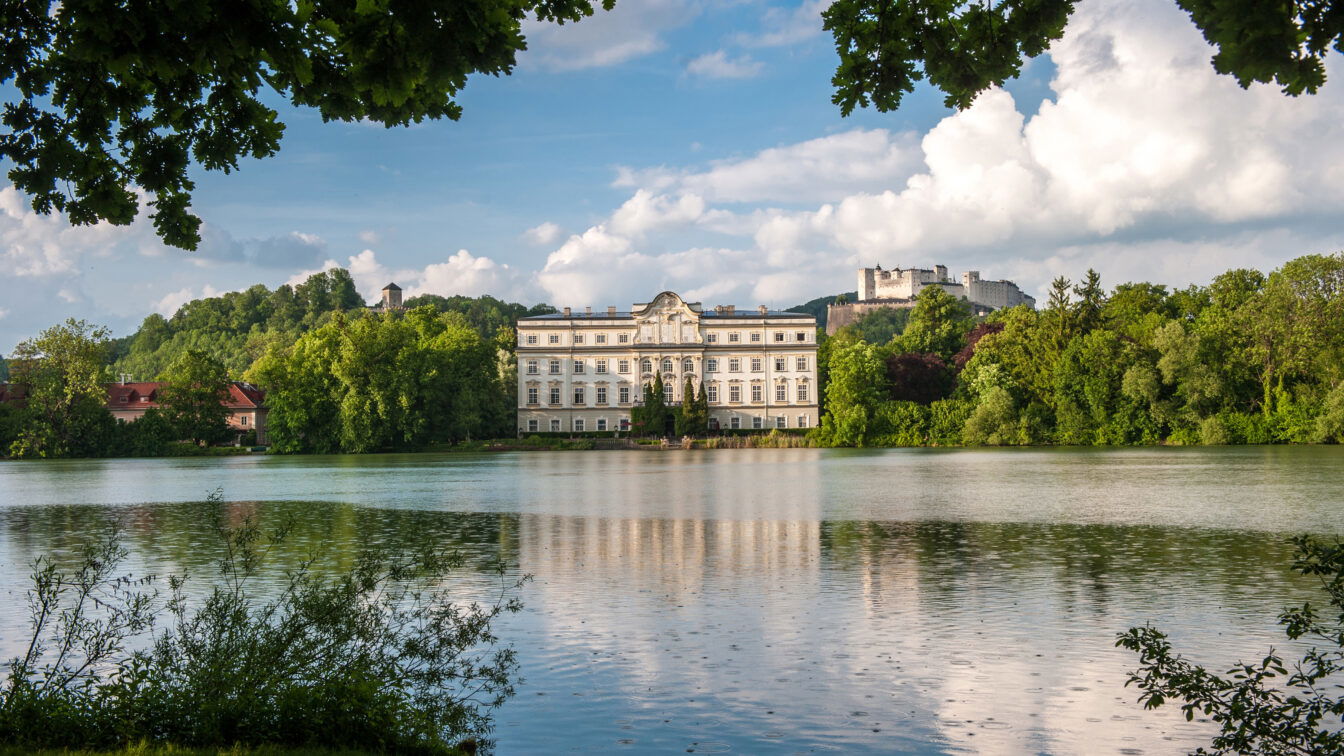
left=1118, top=535, right=1344, bottom=754
left=0, top=491, right=526, bottom=754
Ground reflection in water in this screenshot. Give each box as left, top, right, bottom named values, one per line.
left=1, top=447, right=1340, bottom=754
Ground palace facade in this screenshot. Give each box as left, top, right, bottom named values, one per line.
left=516, top=291, right=818, bottom=434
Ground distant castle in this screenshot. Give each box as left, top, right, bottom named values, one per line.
left=371, top=282, right=403, bottom=312
left=827, top=264, right=1035, bottom=334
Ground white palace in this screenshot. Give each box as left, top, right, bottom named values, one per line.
left=516, top=291, right=819, bottom=434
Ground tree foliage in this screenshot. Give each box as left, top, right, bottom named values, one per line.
left=156, top=349, right=232, bottom=446
left=823, top=0, right=1344, bottom=115
left=2, top=0, right=614, bottom=248
left=7, top=319, right=114, bottom=458
left=819, top=253, right=1344, bottom=448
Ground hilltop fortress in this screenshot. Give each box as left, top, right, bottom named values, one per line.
left=827, top=264, right=1035, bottom=334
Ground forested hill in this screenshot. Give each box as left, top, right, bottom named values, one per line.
left=785, top=292, right=856, bottom=329
left=109, top=269, right=553, bottom=380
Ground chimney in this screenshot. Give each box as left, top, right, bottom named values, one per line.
left=758, top=305, right=768, bottom=315
left=563, top=306, right=571, bottom=317
left=607, top=305, right=616, bottom=316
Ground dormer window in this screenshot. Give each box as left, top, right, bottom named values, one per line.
left=140, top=396, right=149, bottom=403
left=119, top=395, right=127, bottom=403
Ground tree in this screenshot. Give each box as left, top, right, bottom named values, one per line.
left=897, top=286, right=973, bottom=360
left=8, top=319, right=114, bottom=458
left=157, top=349, right=232, bottom=445
left=676, top=376, right=698, bottom=436
left=820, top=340, right=887, bottom=446
left=823, top=0, right=1344, bottom=115
left=854, top=306, right=912, bottom=345
left=1118, top=535, right=1344, bottom=755
left=2, top=0, right=614, bottom=249
left=885, top=352, right=954, bottom=405
left=1071, top=269, right=1106, bottom=334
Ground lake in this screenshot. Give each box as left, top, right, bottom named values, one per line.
left=2, top=446, right=1342, bottom=754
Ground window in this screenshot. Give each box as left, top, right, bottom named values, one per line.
left=776, top=416, right=786, bottom=429
left=526, top=334, right=537, bottom=345
left=728, top=358, right=741, bottom=372
left=549, top=360, right=561, bottom=375
left=730, top=416, right=741, bottom=429
left=549, top=387, right=561, bottom=405
left=527, top=387, right=539, bottom=404
left=797, top=383, right=809, bottom=402
left=594, top=359, right=607, bottom=374
left=574, top=418, right=585, bottom=432
left=620, top=418, right=631, bottom=431
left=752, top=416, right=763, bottom=429
left=796, top=356, right=808, bottom=371
left=596, top=386, right=608, bottom=404
left=798, top=414, right=809, bottom=428
left=682, top=358, right=693, bottom=373
left=706, top=358, right=718, bottom=372
left=750, top=358, right=763, bottom=372
left=574, top=388, right=585, bottom=405
left=241, top=415, right=249, bottom=426
left=618, top=359, right=631, bottom=373
left=750, top=332, right=762, bottom=343
left=729, top=332, right=741, bottom=343
left=550, top=419, right=561, bottom=432
left=548, top=333, right=560, bottom=344
left=796, top=332, right=807, bottom=342
left=573, top=360, right=585, bottom=374
left=775, top=357, right=786, bottom=371
left=528, top=419, right=539, bottom=432
left=119, top=395, right=128, bottom=403
left=619, top=333, right=630, bottom=344
left=596, top=333, right=607, bottom=344
left=776, top=383, right=787, bottom=402
left=526, top=360, right=539, bottom=375
left=619, top=386, right=630, bottom=403
left=707, top=384, right=718, bottom=403
left=707, top=333, right=718, bottom=343
left=729, top=385, right=741, bottom=403
left=597, top=418, right=608, bottom=431
left=663, top=383, right=674, bottom=403
left=641, top=358, right=652, bottom=373
left=661, top=357, right=673, bottom=373
left=775, top=332, right=785, bottom=342
left=751, top=384, right=763, bottom=402
left=573, top=334, right=584, bottom=344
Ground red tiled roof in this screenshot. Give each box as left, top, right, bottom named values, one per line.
left=105, top=381, right=265, bottom=410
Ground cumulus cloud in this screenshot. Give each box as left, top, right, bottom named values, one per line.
left=524, top=221, right=564, bottom=245
left=154, top=285, right=226, bottom=317
left=522, top=0, right=699, bottom=71
left=287, top=249, right=533, bottom=306
left=685, top=51, right=764, bottom=79
left=550, top=0, right=1344, bottom=306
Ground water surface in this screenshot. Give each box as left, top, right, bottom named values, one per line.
left=2, top=446, right=1341, bottom=754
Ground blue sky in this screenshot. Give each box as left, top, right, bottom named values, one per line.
left=2, top=0, right=1343, bottom=352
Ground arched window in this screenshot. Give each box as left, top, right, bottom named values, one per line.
left=664, top=382, right=675, bottom=403
left=641, top=358, right=652, bottom=374
left=661, top=357, right=673, bottom=374
left=682, top=357, right=694, bottom=374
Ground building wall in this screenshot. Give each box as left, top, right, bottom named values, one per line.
left=857, top=265, right=1035, bottom=313
left=516, top=294, right=819, bottom=434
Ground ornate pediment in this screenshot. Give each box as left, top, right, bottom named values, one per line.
left=631, top=291, right=702, bottom=345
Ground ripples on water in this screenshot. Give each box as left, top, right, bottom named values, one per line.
left=1, top=446, right=1342, bottom=754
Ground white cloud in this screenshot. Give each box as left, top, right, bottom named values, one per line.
left=153, top=284, right=225, bottom=317
left=522, top=0, right=699, bottom=71
left=616, top=128, right=923, bottom=204
left=524, top=221, right=564, bottom=245
left=685, top=50, right=764, bottom=79
left=738, top=0, right=830, bottom=47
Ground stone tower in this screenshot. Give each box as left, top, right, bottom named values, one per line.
left=381, top=282, right=402, bottom=309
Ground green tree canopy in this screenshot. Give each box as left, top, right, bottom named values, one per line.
left=2, top=0, right=614, bottom=249
left=157, top=349, right=232, bottom=445
left=7, top=318, right=114, bottom=457
left=823, top=0, right=1344, bottom=114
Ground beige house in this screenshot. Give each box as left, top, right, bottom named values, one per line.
left=106, top=381, right=268, bottom=444
left=516, top=291, right=819, bottom=434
